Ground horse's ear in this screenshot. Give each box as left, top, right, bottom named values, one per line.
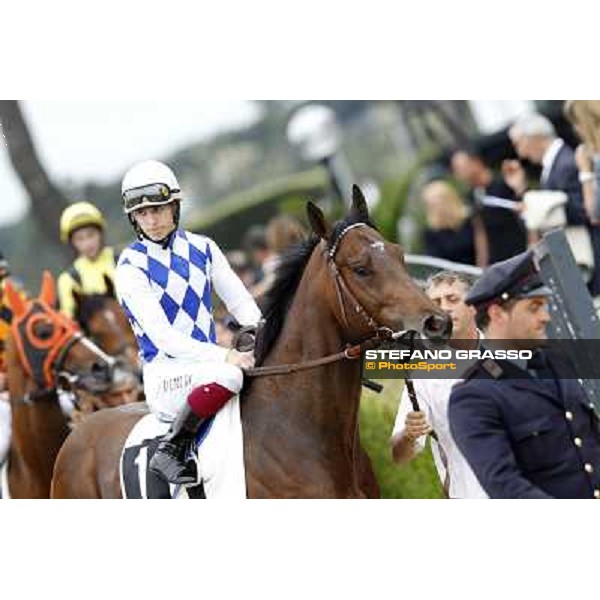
left=307, top=201, right=331, bottom=240
left=350, top=184, right=369, bottom=222
left=103, top=274, right=116, bottom=298
left=4, top=281, right=27, bottom=318
left=39, top=270, right=57, bottom=307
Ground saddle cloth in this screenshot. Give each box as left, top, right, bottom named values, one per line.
left=119, top=395, right=246, bottom=499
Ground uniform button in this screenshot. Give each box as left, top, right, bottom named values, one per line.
left=595, top=490, right=600, bottom=499
left=584, top=463, right=594, bottom=474
left=565, top=411, right=574, bottom=421
left=574, top=437, right=583, bottom=447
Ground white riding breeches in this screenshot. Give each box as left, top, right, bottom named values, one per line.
left=142, top=359, right=244, bottom=422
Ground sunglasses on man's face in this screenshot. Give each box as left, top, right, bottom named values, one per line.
left=122, top=183, right=179, bottom=212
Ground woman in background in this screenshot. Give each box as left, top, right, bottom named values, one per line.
left=564, top=100, right=600, bottom=297
left=564, top=100, right=600, bottom=222
left=421, top=180, right=485, bottom=266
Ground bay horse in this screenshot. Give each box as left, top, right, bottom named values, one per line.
left=2, top=271, right=121, bottom=498
left=51, top=187, right=451, bottom=498
left=72, top=277, right=142, bottom=384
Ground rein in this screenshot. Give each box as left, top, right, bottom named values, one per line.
left=246, top=223, right=402, bottom=378
left=245, top=330, right=394, bottom=377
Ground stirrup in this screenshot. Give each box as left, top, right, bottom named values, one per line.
left=149, top=440, right=198, bottom=485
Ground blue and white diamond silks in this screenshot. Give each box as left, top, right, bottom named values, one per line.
left=117, top=230, right=217, bottom=363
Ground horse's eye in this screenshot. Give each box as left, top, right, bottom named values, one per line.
left=34, top=321, right=54, bottom=340
left=352, top=266, right=372, bottom=277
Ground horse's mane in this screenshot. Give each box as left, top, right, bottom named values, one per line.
left=255, top=213, right=377, bottom=365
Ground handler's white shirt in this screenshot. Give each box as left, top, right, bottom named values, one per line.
left=392, top=375, right=488, bottom=499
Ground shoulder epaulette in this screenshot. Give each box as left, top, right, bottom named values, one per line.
left=458, top=358, right=503, bottom=382
left=481, top=358, right=504, bottom=379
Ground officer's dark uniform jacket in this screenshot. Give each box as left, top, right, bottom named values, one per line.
left=449, top=352, right=600, bottom=499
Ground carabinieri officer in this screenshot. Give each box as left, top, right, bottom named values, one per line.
left=448, top=250, right=600, bottom=498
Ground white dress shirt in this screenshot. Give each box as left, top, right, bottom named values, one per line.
left=540, top=138, right=564, bottom=186
left=392, top=333, right=489, bottom=499
left=393, top=378, right=488, bottom=499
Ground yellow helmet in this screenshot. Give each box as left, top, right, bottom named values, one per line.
left=60, top=202, right=106, bottom=244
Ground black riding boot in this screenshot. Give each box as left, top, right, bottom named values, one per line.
left=149, top=404, right=203, bottom=485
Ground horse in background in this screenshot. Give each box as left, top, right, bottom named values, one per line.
left=51, top=187, right=451, bottom=498
left=73, top=276, right=141, bottom=379
left=2, top=272, right=123, bottom=498
left=69, top=276, right=142, bottom=411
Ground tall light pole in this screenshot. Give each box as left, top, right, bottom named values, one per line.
left=286, top=103, right=355, bottom=208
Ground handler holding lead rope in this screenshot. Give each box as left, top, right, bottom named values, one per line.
left=115, top=160, right=261, bottom=485
left=391, top=271, right=487, bottom=499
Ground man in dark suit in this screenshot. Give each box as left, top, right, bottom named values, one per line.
left=448, top=251, right=600, bottom=498
left=451, top=149, right=527, bottom=265
left=503, top=112, right=600, bottom=294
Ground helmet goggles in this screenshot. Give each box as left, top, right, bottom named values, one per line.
left=122, top=183, right=180, bottom=214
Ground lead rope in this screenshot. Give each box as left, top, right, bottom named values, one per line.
left=405, top=376, right=450, bottom=498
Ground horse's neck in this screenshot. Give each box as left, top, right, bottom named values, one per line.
left=246, top=260, right=363, bottom=445
left=9, top=366, right=69, bottom=485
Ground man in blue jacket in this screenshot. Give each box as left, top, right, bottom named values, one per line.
left=449, top=251, right=600, bottom=498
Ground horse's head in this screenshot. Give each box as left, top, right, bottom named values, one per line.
left=307, top=185, right=452, bottom=343
left=72, top=277, right=141, bottom=377
left=4, top=271, right=120, bottom=399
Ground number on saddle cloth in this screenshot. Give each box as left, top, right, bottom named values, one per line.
left=120, top=417, right=214, bottom=499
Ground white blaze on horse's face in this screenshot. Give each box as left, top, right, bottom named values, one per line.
left=102, top=309, right=118, bottom=326
left=370, top=241, right=385, bottom=253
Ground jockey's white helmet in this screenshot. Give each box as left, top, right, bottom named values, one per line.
left=121, top=160, right=182, bottom=214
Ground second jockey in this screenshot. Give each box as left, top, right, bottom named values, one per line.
left=58, top=201, right=117, bottom=319
left=115, top=160, right=261, bottom=485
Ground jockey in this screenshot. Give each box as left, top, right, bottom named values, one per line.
left=57, top=202, right=117, bottom=319
left=115, top=160, right=261, bottom=485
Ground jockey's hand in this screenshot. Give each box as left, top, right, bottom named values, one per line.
left=404, top=411, right=431, bottom=441
left=226, top=349, right=255, bottom=370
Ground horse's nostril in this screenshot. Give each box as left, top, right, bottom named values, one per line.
left=422, top=314, right=452, bottom=340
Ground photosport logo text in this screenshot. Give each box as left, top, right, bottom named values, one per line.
left=362, top=348, right=534, bottom=379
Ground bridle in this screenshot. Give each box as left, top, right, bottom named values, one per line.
left=75, top=295, right=141, bottom=381
left=327, top=222, right=395, bottom=340
left=10, top=299, right=117, bottom=404
left=246, top=222, right=407, bottom=378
